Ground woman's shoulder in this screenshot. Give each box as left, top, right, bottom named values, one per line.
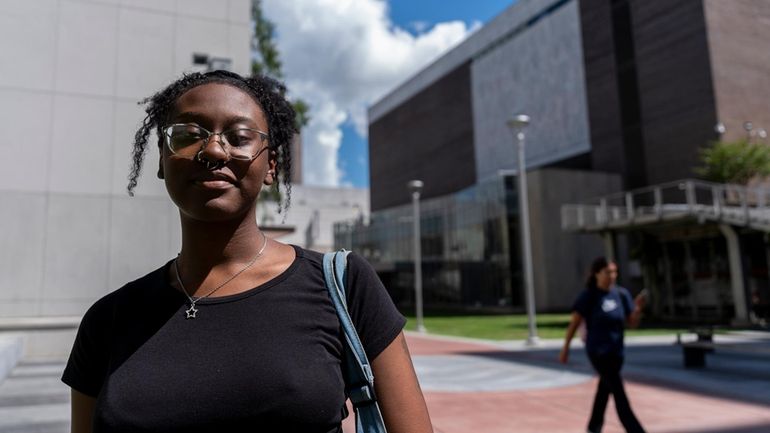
left=82, top=262, right=171, bottom=319
left=612, top=285, right=632, bottom=297
left=612, top=285, right=635, bottom=306
left=574, top=287, right=593, bottom=300
left=572, top=287, right=600, bottom=313
left=290, top=246, right=385, bottom=306
left=292, top=244, right=321, bottom=264
left=291, top=246, right=373, bottom=275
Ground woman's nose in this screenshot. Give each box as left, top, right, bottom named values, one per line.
left=194, top=135, right=230, bottom=169
left=198, top=135, right=229, bottom=160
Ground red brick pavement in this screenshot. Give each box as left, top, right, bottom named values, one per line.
left=425, top=380, right=770, bottom=433
left=346, top=333, right=770, bottom=433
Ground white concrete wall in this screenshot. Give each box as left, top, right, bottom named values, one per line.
left=0, top=0, right=251, bottom=328
left=258, top=185, right=370, bottom=253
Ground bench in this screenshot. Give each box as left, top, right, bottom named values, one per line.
left=677, top=327, right=715, bottom=368
left=680, top=341, right=714, bottom=367
left=677, top=327, right=770, bottom=368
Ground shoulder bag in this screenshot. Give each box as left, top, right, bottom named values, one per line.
left=322, top=250, right=388, bottom=433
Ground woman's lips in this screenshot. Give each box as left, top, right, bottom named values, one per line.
left=190, top=172, right=237, bottom=190
left=194, top=179, right=234, bottom=189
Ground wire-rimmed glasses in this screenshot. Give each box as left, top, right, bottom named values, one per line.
left=162, top=123, right=269, bottom=161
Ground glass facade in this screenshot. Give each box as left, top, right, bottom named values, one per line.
left=637, top=231, right=770, bottom=323
left=334, top=174, right=523, bottom=311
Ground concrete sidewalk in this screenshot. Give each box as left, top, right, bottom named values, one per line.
left=398, top=332, right=770, bottom=433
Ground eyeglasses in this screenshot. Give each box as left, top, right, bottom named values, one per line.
left=162, top=123, right=269, bottom=161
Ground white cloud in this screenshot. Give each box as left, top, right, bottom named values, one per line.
left=262, top=0, right=474, bottom=187
left=409, top=20, right=430, bottom=34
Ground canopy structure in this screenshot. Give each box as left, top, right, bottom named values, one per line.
left=561, top=179, right=770, bottom=324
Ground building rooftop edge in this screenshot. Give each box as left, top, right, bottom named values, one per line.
left=367, top=0, right=567, bottom=124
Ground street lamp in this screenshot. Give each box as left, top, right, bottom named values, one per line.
left=744, top=121, right=754, bottom=138
left=407, top=179, right=426, bottom=333
left=722, top=121, right=767, bottom=142
left=507, top=114, right=539, bottom=346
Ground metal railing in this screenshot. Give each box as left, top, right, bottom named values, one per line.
left=0, top=316, right=80, bottom=332
left=562, top=179, right=770, bottom=232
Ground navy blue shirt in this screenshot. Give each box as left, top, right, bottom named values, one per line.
left=572, top=285, right=634, bottom=356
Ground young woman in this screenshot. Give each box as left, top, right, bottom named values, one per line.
left=559, top=257, right=646, bottom=433
left=63, top=70, right=433, bottom=433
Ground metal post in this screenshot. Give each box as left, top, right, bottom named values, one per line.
left=602, top=231, right=616, bottom=262
left=600, top=198, right=609, bottom=226
left=718, top=224, right=749, bottom=324
left=407, top=180, right=426, bottom=333
left=577, top=205, right=585, bottom=228
left=625, top=192, right=634, bottom=222
left=685, top=180, right=696, bottom=213
left=741, top=187, right=750, bottom=225
left=507, top=114, right=539, bottom=346
left=712, top=185, right=722, bottom=219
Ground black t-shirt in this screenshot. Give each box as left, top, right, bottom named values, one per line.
left=62, top=246, right=405, bottom=433
left=572, top=285, right=634, bottom=356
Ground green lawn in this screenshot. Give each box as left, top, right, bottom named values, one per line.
left=403, top=314, right=688, bottom=340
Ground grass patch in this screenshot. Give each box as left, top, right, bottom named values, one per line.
left=404, top=314, right=688, bottom=340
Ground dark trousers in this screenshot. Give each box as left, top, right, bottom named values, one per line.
left=587, top=353, right=645, bottom=433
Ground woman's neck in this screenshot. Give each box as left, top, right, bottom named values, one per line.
left=596, top=283, right=612, bottom=291
left=177, top=210, right=264, bottom=268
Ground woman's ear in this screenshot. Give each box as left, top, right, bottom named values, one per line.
left=263, top=150, right=278, bottom=185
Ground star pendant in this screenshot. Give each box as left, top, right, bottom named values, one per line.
left=185, top=305, right=198, bottom=319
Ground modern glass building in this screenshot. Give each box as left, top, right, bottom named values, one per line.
left=336, top=174, right=521, bottom=310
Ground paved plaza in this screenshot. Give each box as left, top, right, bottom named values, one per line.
left=1, top=331, right=769, bottom=433
left=402, top=332, right=770, bottom=433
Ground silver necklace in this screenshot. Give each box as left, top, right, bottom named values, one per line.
left=174, top=231, right=268, bottom=319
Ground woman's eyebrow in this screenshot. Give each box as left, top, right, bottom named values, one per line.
left=172, top=111, right=208, bottom=124
left=172, top=112, right=258, bottom=128
left=225, top=116, right=260, bottom=127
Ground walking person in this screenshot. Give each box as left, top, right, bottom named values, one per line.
left=559, top=257, right=647, bottom=433
left=62, top=70, right=433, bottom=433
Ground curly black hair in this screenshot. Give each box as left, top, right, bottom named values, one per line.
left=128, top=70, right=297, bottom=214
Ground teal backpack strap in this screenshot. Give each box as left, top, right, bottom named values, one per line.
left=322, top=250, right=387, bottom=433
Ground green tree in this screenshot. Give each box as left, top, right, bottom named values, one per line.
left=251, top=0, right=310, bottom=131
left=695, top=139, right=770, bottom=184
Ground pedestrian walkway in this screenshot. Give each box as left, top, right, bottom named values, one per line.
left=2, top=331, right=769, bottom=432
left=403, top=332, right=770, bottom=433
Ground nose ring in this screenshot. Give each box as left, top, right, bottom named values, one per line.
left=195, top=150, right=225, bottom=170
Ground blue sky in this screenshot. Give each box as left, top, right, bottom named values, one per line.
left=337, top=1, right=515, bottom=188
left=389, top=0, right=515, bottom=35
left=265, top=0, right=516, bottom=188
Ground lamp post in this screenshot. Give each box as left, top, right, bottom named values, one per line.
left=744, top=121, right=754, bottom=140
left=407, top=179, right=426, bottom=333
left=714, top=122, right=726, bottom=136
left=718, top=121, right=766, bottom=142
left=507, top=114, right=539, bottom=346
